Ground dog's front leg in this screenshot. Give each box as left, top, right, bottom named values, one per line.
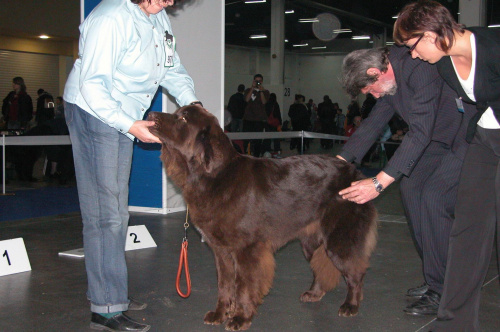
left=226, top=241, right=275, bottom=331
left=204, top=248, right=236, bottom=326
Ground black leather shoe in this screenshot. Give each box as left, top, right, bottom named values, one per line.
left=128, top=298, right=147, bottom=311
left=404, top=290, right=441, bottom=316
left=406, top=282, right=429, bottom=298
left=90, top=313, right=150, bottom=331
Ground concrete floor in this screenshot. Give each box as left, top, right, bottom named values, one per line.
left=1, top=140, right=498, bottom=331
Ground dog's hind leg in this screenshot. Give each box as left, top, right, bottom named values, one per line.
left=204, top=248, right=236, bottom=326
left=225, top=241, right=275, bottom=331
left=325, top=209, right=377, bottom=317
left=299, top=236, right=341, bottom=302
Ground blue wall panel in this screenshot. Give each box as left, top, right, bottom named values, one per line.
left=84, top=0, right=101, bottom=17
left=128, top=91, right=163, bottom=208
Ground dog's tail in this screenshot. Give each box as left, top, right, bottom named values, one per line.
left=310, top=244, right=341, bottom=291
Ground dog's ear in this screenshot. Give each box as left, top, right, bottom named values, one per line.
left=194, top=125, right=216, bottom=173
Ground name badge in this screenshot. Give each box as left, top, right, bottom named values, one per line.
left=164, top=31, right=175, bottom=67
left=455, top=98, right=465, bottom=113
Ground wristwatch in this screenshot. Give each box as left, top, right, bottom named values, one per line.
left=372, top=177, right=384, bottom=193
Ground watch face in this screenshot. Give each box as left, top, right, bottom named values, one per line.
left=375, top=184, right=383, bottom=192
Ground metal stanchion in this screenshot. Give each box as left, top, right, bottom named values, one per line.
left=1, top=134, right=14, bottom=196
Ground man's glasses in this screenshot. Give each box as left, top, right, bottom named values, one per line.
left=408, top=35, right=424, bottom=54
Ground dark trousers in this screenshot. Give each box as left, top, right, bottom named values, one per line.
left=399, top=141, right=463, bottom=295
left=433, top=127, right=500, bottom=332
left=243, top=120, right=265, bottom=157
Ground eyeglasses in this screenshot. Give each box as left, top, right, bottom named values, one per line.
left=408, top=35, right=424, bottom=54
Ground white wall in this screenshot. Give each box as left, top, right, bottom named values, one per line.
left=168, top=1, right=224, bottom=123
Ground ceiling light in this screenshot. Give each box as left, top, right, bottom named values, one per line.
left=285, top=39, right=289, bottom=43
left=39, top=35, right=50, bottom=39
left=299, top=18, right=319, bottom=23
left=244, top=0, right=266, bottom=3
left=488, top=24, right=500, bottom=28
left=285, top=10, right=294, bottom=14
left=386, top=42, right=395, bottom=45
left=293, top=43, right=308, bottom=47
left=332, top=29, right=352, bottom=34
left=352, top=35, right=370, bottom=40
left=249, top=34, right=267, bottom=39
left=392, top=15, right=398, bottom=19
left=311, top=46, right=327, bottom=49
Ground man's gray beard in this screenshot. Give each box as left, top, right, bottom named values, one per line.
left=381, top=80, right=398, bottom=96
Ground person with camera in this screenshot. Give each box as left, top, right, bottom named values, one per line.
left=242, top=74, right=270, bottom=157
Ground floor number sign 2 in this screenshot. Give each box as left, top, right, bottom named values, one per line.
left=125, top=225, right=157, bottom=251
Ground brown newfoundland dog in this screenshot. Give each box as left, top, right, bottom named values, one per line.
left=148, top=105, right=377, bottom=331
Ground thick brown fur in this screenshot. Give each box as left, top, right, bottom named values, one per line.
left=148, top=106, right=378, bottom=331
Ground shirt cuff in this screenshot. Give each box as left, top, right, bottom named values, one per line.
left=339, top=150, right=356, bottom=163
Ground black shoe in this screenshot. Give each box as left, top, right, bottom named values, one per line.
left=406, top=282, right=429, bottom=298
left=128, top=297, right=147, bottom=311
left=404, top=290, right=440, bottom=316
left=90, top=313, right=150, bottom=331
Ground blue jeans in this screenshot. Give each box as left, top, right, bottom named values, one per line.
left=66, top=103, right=133, bottom=313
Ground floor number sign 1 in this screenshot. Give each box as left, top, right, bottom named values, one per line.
left=0, top=238, right=32, bottom=277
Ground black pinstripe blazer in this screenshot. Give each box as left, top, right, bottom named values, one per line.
left=341, top=46, right=473, bottom=179
left=436, top=27, right=500, bottom=141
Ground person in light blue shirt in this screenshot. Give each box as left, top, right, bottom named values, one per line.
left=63, top=1, right=201, bottom=331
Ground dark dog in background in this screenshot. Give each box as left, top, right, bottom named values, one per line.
left=148, top=106, right=378, bottom=331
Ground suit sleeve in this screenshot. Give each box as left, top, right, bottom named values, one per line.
left=382, top=63, right=443, bottom=178
left=340, top=98, right=395, bottom=163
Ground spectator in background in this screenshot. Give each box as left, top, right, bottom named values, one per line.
left=55, top=96, right=65, bottom=119
left=262, top=92, right=282, bottom=157
left=345, top=100, right=361, bottom=129
left=288, top=94, right=310, bottom=152
left=317, top=95, right=335, bottom=149
left=36, top=88, right=55, bottom=126
left=243, top=74, right=269, bottom=157
left=334, top=107, right=346, bottom=144
left=227, top=84, right=245, bottom=132
left=345, top=115, right=362, bottom=137
left=2, top=77, right=33, bottom=130
left=360, top=93, right=377, bottom=119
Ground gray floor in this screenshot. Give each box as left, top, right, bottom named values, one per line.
left=1, top=141, right=498, bottom=331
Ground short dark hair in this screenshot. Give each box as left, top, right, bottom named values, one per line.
left=37, top=88, right=45, bottom=95
left=237, top=84, right=245, bottom=92
left=341, top=47, right=390, bottom=98
left=393, top=0, right=464, bottom=52
left=253, top=74, right=263, bottom=81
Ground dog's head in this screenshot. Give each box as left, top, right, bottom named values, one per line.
left=148, top=105, right=236, bottom=176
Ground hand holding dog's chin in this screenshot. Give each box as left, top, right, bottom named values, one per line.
left=128, top=120, right=161, bottom=143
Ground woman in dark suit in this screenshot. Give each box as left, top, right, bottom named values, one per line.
left=394, top=1, right=500, bottom=331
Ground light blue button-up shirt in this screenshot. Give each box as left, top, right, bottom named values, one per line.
left=64, top=0, right=198, bottom=139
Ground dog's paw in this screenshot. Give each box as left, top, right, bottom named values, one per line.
left=204, top=311, right=226, bottom=325
left=300, top=290, right=325, bottom=302
left=338, top=303, right=359, bottom=317
left=225, top=316, right=252, bottom=331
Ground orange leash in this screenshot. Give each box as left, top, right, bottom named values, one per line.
left=176, top=208, right=191, bottom=298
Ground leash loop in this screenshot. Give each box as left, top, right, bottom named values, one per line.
left=176, top=207, right=191, bottom=298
